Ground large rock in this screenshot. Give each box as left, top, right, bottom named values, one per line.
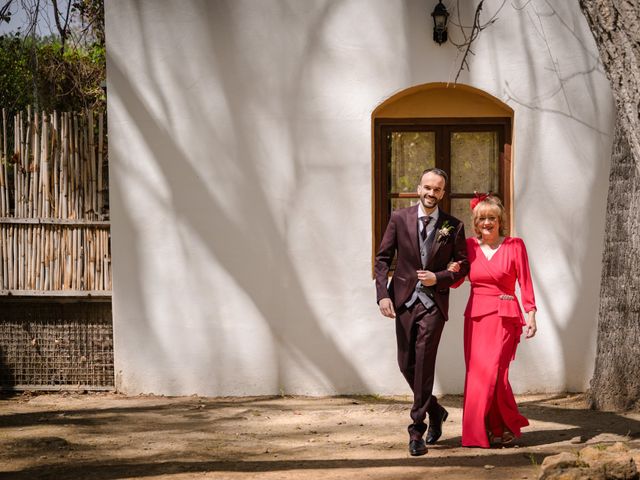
left=539, top=443, right=639, bottom=480
left=541, top=452, right=581, bottom=472
left=539, top=466, right=604, bottom=480
left=579, top=443, right=637, bottom=480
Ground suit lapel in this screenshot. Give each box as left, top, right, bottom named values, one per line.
left=426, top=213, right=446, bottom=266
left=406, top=205, right=421, bottom=266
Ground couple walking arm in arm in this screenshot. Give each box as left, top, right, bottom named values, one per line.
left=375, top=170, right=537, bottom=454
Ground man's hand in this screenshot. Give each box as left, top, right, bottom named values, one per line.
left=379, top=298, right=396, bottom=318
left=417, top=270, right=437, bottom=286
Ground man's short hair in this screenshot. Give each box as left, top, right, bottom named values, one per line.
left=421, top=167, right=448, bottom=184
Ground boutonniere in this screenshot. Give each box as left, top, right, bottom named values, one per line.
left=437, top=221, right=454, bottom=242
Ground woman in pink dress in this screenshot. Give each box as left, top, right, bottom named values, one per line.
left=449, top=195, right=537, bottom=448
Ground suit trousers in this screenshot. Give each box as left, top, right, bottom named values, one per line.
left=395, top=301, right=445, bottom=440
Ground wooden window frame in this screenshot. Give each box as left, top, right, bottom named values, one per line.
left=373, top=117, right=512, bottom=261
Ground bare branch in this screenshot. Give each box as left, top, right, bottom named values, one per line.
left=453, top=1, right=484, bottom=83
left=1, top=0, right=16, bottom=23
left=51, top=0, right=72, bottom=51
left=448, top=0, right=507, bottom=84
left=511, top=0, right=534, bottom=11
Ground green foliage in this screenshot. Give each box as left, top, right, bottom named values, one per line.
left=0, top=0, right=105, bottom=114
left=0, top=33, right=35, bottom=111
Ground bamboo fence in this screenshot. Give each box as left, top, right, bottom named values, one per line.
left=0, top=108, right=111, bottom=293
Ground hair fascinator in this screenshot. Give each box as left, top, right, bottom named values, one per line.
left=469, top=192, right=491, bottom=210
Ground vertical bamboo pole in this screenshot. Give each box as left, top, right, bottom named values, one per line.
left=30, top=111, right=39, bottom=218
left=0, top=227, right=4, bottom=289
left=95, top=227, right=101, bottom=290
left=5, top=109, right=11, bottom=216
left=73, top=227, right=79, bottom=289
left=55, top=227, right=60, bottom=289
left=63, top=229, right=70, bottom=289
left=15, top=225, right=20, bottom=290
left=1, top=226, right=6, bottom=289
left=16, top=112, right=23, bottom=217
left=102, top=229, right=107, bottom=290
left=26, top=224, right=33, bottom=289
left=81, top=114, right=89, bottom=219
left=83, top=228, right=87, bottom=289
left=6, top=225, right=11, bottom=289
left=73, top=114, right=79, bottom=219
left=88, top=110, right=97, bottom=220
left=13, top=114, right=19, bottom=216
left=23, top=110, right=30, bottom=218
left=1, top=109, right=7, bottom=216
left=42, top=113, right=50, bottom=217
left=58, top=226, right=62, bottom=290
left=9, top=225, right=15, bottom=289
left=52, top=112, right=59, bottom=218
left=61, top=113, right=69, bottom=220
left=18, top=225, right=23, bottom=289
left=42, top=226, right=47, bottom=290
left=33, top=225, right=39, bottom=289
left=26, top=108, right=32, bottom=217
left=31, top=224, right=37, bottom=289
left=15, top=112, right=23, bottom=217
left=46, top=226, right=51, bottom=289
left=91, top=228, right=96, bottom=289
left=107, top=231, right=111, bottom=290
left=42, top=225, right=47, bottom=290
left=97, top=113, right=104, bottom=219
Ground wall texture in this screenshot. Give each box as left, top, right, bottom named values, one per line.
left=105, top=0, right=615, bottom=396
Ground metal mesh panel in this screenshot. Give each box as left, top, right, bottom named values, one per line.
left=0, top=301, right=113, bottom=389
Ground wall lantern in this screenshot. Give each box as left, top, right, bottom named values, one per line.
left=431, top=0, right=449, bottom=45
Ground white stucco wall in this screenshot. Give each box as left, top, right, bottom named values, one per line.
left=105, top=0, right=614, bottom=396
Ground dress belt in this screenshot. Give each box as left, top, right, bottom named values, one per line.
left=470, top=290, right=515, bottom=300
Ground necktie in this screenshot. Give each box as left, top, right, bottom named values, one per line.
left=420, top=216, right=432, bottom=243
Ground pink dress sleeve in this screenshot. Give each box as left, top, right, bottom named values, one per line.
left=514, top=238, right=536, bottom=312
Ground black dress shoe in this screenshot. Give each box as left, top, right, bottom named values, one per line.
left=409, top=439, right=428, bottom=456
left=426, top=406, right=449, bottom=444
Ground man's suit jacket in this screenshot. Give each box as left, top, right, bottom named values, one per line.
left=375, top=205, right=469, bottom=320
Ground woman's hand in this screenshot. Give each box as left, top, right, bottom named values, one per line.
left=525, top=310, right=537, bottom=338
left=447, top=261, right=461, bottom=273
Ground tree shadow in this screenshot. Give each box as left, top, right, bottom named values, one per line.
left=105, top=1, right=368, bottom=395
left=452, top=1, right=615, bottom=394
left=439, top=395, right=640, bottom=448
left=0, top=452, right=541, bottom=480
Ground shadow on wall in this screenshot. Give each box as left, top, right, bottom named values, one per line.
left=485, top=2, right=611, bottom=389
left=107, top=1, right=368, bottom=394
left=504, top=2, right=612, bottom=391
left=402, top=1, right=614, bottom=391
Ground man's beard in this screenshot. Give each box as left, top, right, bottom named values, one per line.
left=421, top=196, right=439, bottom=209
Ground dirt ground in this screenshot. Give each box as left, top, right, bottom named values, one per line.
left=1, top=392, right=639, bottom=480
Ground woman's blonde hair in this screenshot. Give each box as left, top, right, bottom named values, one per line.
left=472, top=195, right=507, bottom=238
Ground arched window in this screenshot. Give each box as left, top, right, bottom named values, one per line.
left=372, top=83, right=513, bottom=261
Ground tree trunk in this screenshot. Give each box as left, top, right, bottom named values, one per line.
left=579, top=0, right=640, bottom=410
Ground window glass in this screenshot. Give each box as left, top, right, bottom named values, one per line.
left=373, top=119, right=509, bottom=265
left=451, top=198, right=475, bottom=238
left=391, top=198, right=418, bottom=212
left=390, top=132, right=436, bottom=197
left=450, top=131, right=499, bottom=195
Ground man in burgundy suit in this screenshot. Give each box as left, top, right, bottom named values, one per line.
left=375, top=168, right=469, bottom=456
